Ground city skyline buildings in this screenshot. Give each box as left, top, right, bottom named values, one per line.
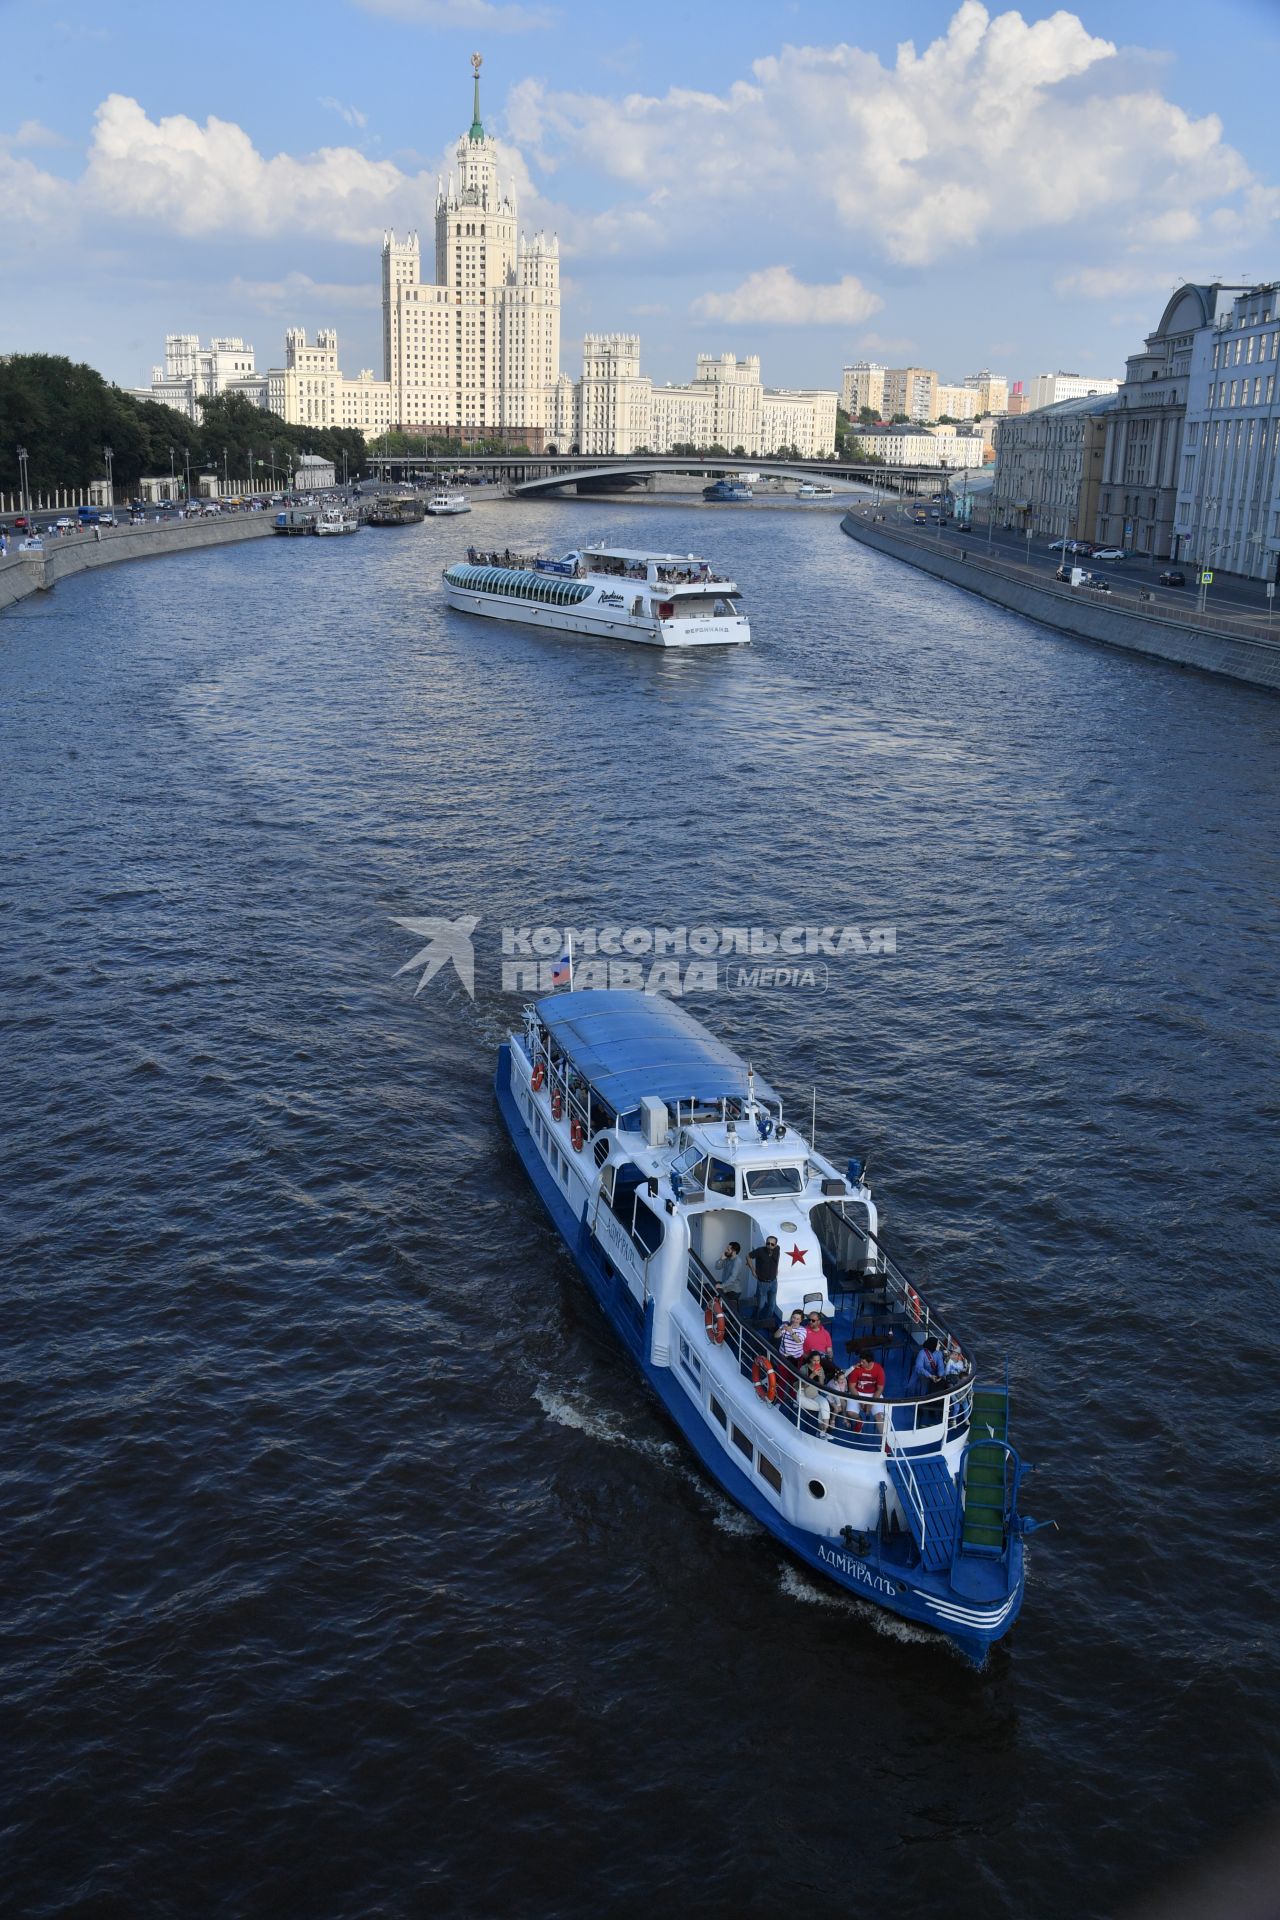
left=2, top=0, right=1277, bottom=400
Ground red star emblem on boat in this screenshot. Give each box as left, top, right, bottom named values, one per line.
left=787, top=1243, right=807, bottom=1265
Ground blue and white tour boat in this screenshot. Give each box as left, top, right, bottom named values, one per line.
left=497, top=990, right=1041, bottom=1663
left=444, top=545, right=750, bottom=648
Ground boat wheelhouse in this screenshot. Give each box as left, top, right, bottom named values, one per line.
left=443, top=545, right=750, bottom=648
left=496, top=990, right=1039, bottom=1663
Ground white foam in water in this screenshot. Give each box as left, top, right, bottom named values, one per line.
left=534, top=1384, right=681, bottom=1466
left=778, top=1565, right=938, bottom=1649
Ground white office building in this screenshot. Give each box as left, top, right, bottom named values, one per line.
left=1174, top=282, right=1280, bottom=582
left=1026, top=371, right=1120, bottom=412
left=135, top=335, right=266, bottom=420
left=574, top=341, right=837, bottom=459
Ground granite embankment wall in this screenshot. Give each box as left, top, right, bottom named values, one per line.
left=0, top=515, right=277, bottom=617
left=840, top=512, right=1280, bottom=695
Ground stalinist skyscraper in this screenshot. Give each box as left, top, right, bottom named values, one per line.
left=381, top=54, right=560, bottom=443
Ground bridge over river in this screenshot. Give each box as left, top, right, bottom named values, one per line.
left=366, top=452, right=959, bottom=498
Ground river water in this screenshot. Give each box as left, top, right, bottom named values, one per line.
left=2, top=501, right=1278, bottom=1919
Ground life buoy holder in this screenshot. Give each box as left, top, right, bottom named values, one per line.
left=530, top=1063, right=545, bottom=1092
left=570, top=1118, right=584, bottom=1153
left=551, top=1089, right=563, bottom=1121
left=906, top=1286, right=923, bottom=1324
left=704, top=1294, right=726, bottom=1345
left=752, top=1353, right=778, bottom=1403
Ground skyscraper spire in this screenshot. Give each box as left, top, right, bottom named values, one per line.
left=469, top=52, right=484, bottom=141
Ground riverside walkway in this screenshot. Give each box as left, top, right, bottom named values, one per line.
left=0, top=514, right=277, bottom=616
left=841, top=504, right=1280, bottom=695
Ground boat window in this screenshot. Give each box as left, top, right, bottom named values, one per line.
left=712, top=597, right=738, bottom=617
left=757, top=1454, right=783, bottom=1494
left=632, top=1200, right=665, bottom=1258
left=731, top=1424, right=753, bottom=1462
left=743, top=1166, right=804, bottom=1197
left=709, top=1396, right=727, bottom=1430
left=706, top=1158, right=736, bottom=1197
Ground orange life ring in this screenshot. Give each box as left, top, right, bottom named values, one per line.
left=531, top=1063, right=545, bottom=1092
left=551, top=1089, right=563, bottom=1121
left=752, top=1353, right=778, bottom=1403
left=571, top=1118, right=584, bottom=1153
left=704, top=1295, right=726, bottom=1345
left=906, top=1286, right=923, bottom=1324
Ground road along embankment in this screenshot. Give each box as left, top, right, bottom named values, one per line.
left=840, top=511, right=1280, bottom=695
left=0, top=515, right=277, bottom=618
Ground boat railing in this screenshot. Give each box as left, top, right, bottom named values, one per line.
left=813, top=1197, right=955, bottom=1353
left=685, top=1251, right=967, bottom=1456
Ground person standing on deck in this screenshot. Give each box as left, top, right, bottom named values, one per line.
left=748, top=1235, right=781, bottom=1324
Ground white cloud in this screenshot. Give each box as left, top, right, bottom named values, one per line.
left=693, top=266, right=883, bottom=326
left=507, top=2, right=1274, bottom=270
left=229, top=271, right=380, bottom=314
left=82, top=95, right=433, bottom=243
left=0, top=119, right=69, bottom=150
left=318, top=98, right=369, bottom=131
left=349, top=0, right=552, bottom=28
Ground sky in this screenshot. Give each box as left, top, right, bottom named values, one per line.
left=1, top=0, right=1278, bottom=398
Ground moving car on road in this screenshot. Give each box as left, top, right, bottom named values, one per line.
left=1159, top=569, right=1186, bottom=587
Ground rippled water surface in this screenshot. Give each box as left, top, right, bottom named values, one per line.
left=3, top=503, right=1279, bottom=1919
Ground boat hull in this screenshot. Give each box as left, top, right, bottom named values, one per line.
left=495, top=1043, right=1022, bottom=1663
left=445, top=584, right=749, bottom=648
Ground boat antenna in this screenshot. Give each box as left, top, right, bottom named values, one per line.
left=811, top=1086, right=817, bottom=1152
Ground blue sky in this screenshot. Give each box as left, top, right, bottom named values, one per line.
left=1, top=0, right=1277, bottom=397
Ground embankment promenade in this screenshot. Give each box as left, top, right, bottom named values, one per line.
left=840, top=509, right=1280, bottom=695
left=0, top=514, right=277, bottom=617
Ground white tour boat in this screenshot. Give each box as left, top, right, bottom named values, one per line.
left=313, top=506, right=360, bottom=536
left=427, top=490, right=471, bottom=516
left=443, top=545, right=750, bottom=648
left=496, top=991, right=1042, bottom=1663
left=797, top=482, right=834, bottom=498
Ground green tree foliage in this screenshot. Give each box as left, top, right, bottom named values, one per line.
left=0, top=353, right=368, bottom=496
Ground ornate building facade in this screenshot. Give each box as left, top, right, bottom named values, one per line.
left=380, top=55, right=559, bottom=444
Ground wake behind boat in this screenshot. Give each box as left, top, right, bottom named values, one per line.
left=496, top=990, right=1041, bottom=1663
left=444, top=545, right=750, bottom=648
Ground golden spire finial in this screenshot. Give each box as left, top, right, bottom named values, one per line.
left=469, top=52, right=484, bottom=138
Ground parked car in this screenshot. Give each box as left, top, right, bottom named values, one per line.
left=1049, top=538, right=1071, bottom=551
left=1069, top=540, right=1094, bottom=555
left=1092, top=547, right=1126, bottom=561
left=1158, top=569, right=1186, bottom=587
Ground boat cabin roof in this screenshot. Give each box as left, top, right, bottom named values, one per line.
left=584, top=546, right=707, bottom=565
left=535, top=990, right=778, bottom=1115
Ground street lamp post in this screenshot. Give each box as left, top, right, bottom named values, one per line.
left=222, top=446, right=229, bottom=497
left=183, top=448, right=191, bottom=500
left=103, top=443, right=114, bottom=507
left=17, top=444, right=30, bottom=515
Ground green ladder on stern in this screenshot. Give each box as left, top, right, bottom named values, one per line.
left=961, top=1387, right=1012, bottom=1556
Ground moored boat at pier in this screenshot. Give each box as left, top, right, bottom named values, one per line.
left=496, top=990, right=1041, bottom=1662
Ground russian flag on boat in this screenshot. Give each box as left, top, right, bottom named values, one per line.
left=551, top=946, right=572, bottom=987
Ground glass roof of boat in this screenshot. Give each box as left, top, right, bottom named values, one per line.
left=535, top=990, right=778, bottom=1112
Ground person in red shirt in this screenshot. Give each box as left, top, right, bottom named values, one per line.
left=847, top=1354, right=886, bottom=1437
left=801, top=1311, right=833, bottom=1361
